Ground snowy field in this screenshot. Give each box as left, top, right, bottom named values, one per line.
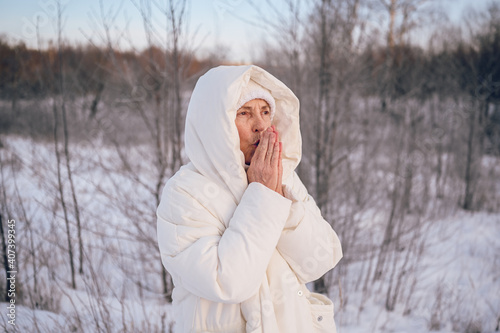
left=337, top=211, right=500, bottom=332
left=1, top=135, right=499, bottom=333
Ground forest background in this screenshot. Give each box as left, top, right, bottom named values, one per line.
left=0, top=0, right=500, bottom=332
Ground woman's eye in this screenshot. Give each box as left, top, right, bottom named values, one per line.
left=239, top=112, right=247, bottom=116
left=263, top=110, right=270, bottom=115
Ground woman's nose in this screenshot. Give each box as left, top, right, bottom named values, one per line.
left=252, top=115, right=268, bottom=133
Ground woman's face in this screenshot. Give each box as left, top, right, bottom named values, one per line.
left=235, top=99, right=272, bottom=165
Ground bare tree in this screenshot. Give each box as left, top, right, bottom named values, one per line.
left=85, top=0, right=193, bottom=302
left=52, top=88, right=76, bottom=290
left=56, top=2, right=85, bottom=276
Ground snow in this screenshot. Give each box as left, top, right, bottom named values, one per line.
left=1, top=296, right=173, bottom=333
left=336, top=211, right=500, bottom=333
left=1, top=135, right=499, bottom=332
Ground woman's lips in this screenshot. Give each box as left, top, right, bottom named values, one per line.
left=253, top=140, right=260, bottom=147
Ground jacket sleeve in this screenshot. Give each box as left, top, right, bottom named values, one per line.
left=157, top=181, right=291, bottom=304
left=277, top=173, right=343, bottom=284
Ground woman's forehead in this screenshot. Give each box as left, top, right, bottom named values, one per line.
left=239, top=99, right=270, bottom=109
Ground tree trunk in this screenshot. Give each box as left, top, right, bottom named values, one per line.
left=57, top=2, right=84, bottom=276
left=402, top=110, right=418, bottom=213
left=53, top=101, right=76, bottom=289
left=162, top=265, right=173, bottom=302
left=89, top=82, right=105, bottom=118
left=313, top=0, right=333, bottom=295
left=463, top=104, right=477, bottom=210
left=388, top=0, right=397, bottom=55
left=170, top=0, right=185, bottom=173
left=374, top=123, right=404, bottom=281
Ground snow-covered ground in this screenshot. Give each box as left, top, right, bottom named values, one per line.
left=337, top=211, right=500, bottom=333
left=1, top=136, right=499, bottom=332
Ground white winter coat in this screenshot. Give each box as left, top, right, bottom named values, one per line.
left=157, top=65, right=343, bottom=333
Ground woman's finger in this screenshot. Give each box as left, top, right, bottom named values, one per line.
left=270, top=141, right=280, bottom=168
left=265, top=131, right=276, bottom=162
left=278, top=143, right=283, bottom=180
left=254, top=130, right=270, bottom=162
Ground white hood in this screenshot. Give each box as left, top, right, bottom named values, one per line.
left=184, top=65, right=301, bottom=202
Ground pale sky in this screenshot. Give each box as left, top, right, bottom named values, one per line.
left=0, top=0, right=493, bottom=62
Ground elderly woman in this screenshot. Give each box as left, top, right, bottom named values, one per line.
left=157, top=65, right=342, bottom=333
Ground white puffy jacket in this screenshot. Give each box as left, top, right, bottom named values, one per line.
left=157, top=65, right=343, bottom=333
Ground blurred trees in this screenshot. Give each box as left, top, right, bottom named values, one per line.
left=0, top=38, right=210, bottom=109
left=0, top=37, right=216, bottom=142
left=0, top=0, right=221, bottom=317
left=0, top=0, right=499, bottom=330
left=454, top=2, right=500, bottom=209
left=258, top=0, right=500, bottom=319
